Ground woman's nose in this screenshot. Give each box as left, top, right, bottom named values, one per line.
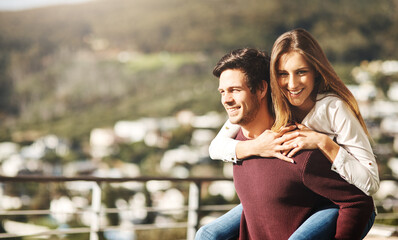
left=288, top=75, right=298, bottom=89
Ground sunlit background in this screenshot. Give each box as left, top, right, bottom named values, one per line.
left=0, top=0, right=397, bottom=239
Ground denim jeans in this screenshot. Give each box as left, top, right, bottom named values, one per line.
left=195, top=203, right=375, bottom=240
left=195, top=204, right=242, bottom=240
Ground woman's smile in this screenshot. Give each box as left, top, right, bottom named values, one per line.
left=277, top=51, right=316, bottom=114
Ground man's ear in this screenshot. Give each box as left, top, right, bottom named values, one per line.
left=258, top=81, right=268, bottom=100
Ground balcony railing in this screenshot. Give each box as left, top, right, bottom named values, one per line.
left=0, top=175, right=397, bottom=239
left=0, top=175, right=234, bottom=240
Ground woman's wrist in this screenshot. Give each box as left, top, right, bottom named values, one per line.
left=236, top=140, right=256, bottom=159
left=317, top=134, right=339, bottom=163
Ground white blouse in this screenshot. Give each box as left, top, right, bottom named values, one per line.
left=209, top=94, right=380, bottom=196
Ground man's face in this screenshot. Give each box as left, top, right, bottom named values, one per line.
left=218, top=69, right=261, bottom=126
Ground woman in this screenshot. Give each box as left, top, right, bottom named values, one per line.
left=196, top=29, right=378, bottom=240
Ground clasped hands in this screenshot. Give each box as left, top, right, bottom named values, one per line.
left=250, top=123, right=325, bottom=163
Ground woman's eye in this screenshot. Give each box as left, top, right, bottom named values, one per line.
left=297, top=70, right=307, bottom=75
left=278, top=72, right=288, bottom=77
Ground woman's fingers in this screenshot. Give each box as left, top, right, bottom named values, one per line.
left=279, top=131, right=299, bottom=143
left=295, top=123, right=309, bottom=130
left=275, top=153, right=295, bottom=164
left=276, top=143, right=295, bottom=152
left=288, top=145, right=302, bottom=158
left=278, top=125, right=297, bottom=134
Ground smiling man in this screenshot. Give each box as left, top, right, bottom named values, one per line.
left=195, top=48, right=374, bottom=240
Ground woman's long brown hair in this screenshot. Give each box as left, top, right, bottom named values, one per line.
left=269, top=28, right=369, bottom=137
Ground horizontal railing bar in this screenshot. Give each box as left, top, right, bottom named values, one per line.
left=0, top=175, right=232, bottom=183
left=0, top=222, right=190, bottom=239
left=0, top=204, right=237, bottom=216
left=106, top=222, right=189, bottom=231
left=0, top=227, right=92, bottom=238
left=0, top=175, right=395, bottom=183
left=199, top=204, right=237, bottom=211
left=2, top=204, right=396, bottom=217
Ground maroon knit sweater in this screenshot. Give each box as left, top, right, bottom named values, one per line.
left=234, top=130, right=374, bottom=240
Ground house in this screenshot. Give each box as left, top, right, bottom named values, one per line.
left=380, top=117, right=398, bottom=135
left=160, top=145, right=200, bottom=173
left=347, top=83, right=377, bottom=102
left=370, top=101, right=398, bottom=118
left=191, top=112, right=225, bottom=129
left=0, top=142, right=19, bottom=162
left=114, top=119, right=158, bottom=143
left=1, top=154, right=25, bottom=176
left=208, top=181, right=236, bottom=201
left=90, top=128, right=116, bottom=158
left=381, top=60, right=398, bottom=76
left=388, top=158, right=398, bottom=178
left=20, top=134, right=70, bottom=160
left=191, top=129, right=215, bottom=147
left=50, top=196, right=76, bottom=224
left=387, top=82, right=398, bottom=101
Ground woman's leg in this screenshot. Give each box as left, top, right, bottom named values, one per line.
left=289, top=206, right=339, bottom=240
left=361, top=211, right=376, bottom=239
left=195, top=203, right=242, bottom=240
left=289, top=205, right=376, bottom=240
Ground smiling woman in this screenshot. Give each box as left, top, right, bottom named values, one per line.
left=0, top=0, right=94, bottom=11
left=276, top=51, right=316, bottom=119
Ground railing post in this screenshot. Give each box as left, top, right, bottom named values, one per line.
left=187, top=181, right=201, bottom=240
left=90, top=182, right=102, bottom=240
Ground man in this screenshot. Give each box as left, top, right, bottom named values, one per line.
left=202, top=48, right=373, bottom=239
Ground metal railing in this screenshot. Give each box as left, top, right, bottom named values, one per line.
left=1, top=175, right=398, bottom=239
left=0, top=175, right=234, bottom=240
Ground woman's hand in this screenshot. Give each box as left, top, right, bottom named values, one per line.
left=282, top=123, right=339, bottom=162
left=236, top=125, right=299, bottom=163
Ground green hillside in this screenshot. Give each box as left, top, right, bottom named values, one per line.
left=0, top=0, right=397, bottom=140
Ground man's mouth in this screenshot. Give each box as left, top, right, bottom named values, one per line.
left=288, top=89, right=303, bottom=95
left=226, top=106, right=240, bottom=114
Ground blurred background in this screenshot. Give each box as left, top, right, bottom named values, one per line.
left=0, top=0, right=397, bottom=239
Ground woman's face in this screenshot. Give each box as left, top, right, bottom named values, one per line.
left=276, top=51, right=316, bottom=115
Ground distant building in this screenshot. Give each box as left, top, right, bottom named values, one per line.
left=0, top=142, right=19, bottom=162
left=160, top=145, right=199, bottom=173
left=90, top=128, right=116, bottom=158
left=387, top=82, right=398, bottom=101
left=191, top=112, right=225, bottom=129
left=381, top=117, right=398, bottom=135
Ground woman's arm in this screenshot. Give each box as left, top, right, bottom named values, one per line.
left=208, top=119, right=241, bottom=162
left=283, top=99, right=379, bottom=195
left=329, top=100, right=379, bottom=195
left=209, top=120, right=297, bottom=163
left=302, top=149, right=374, bottom=240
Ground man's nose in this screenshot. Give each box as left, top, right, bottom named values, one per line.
left=223, top=92, right=234, bottom=104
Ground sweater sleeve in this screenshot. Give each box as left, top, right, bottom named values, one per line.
left=302, top=150, right=374, bottom=240
left=208, top=119, right=241, bottom=162
left=328, top=99, right=379, bottom=196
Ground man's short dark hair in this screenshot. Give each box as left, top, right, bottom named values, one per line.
left=213, top=48, right=273, bottom=113
left=213, top=48, right=270, bottom=94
